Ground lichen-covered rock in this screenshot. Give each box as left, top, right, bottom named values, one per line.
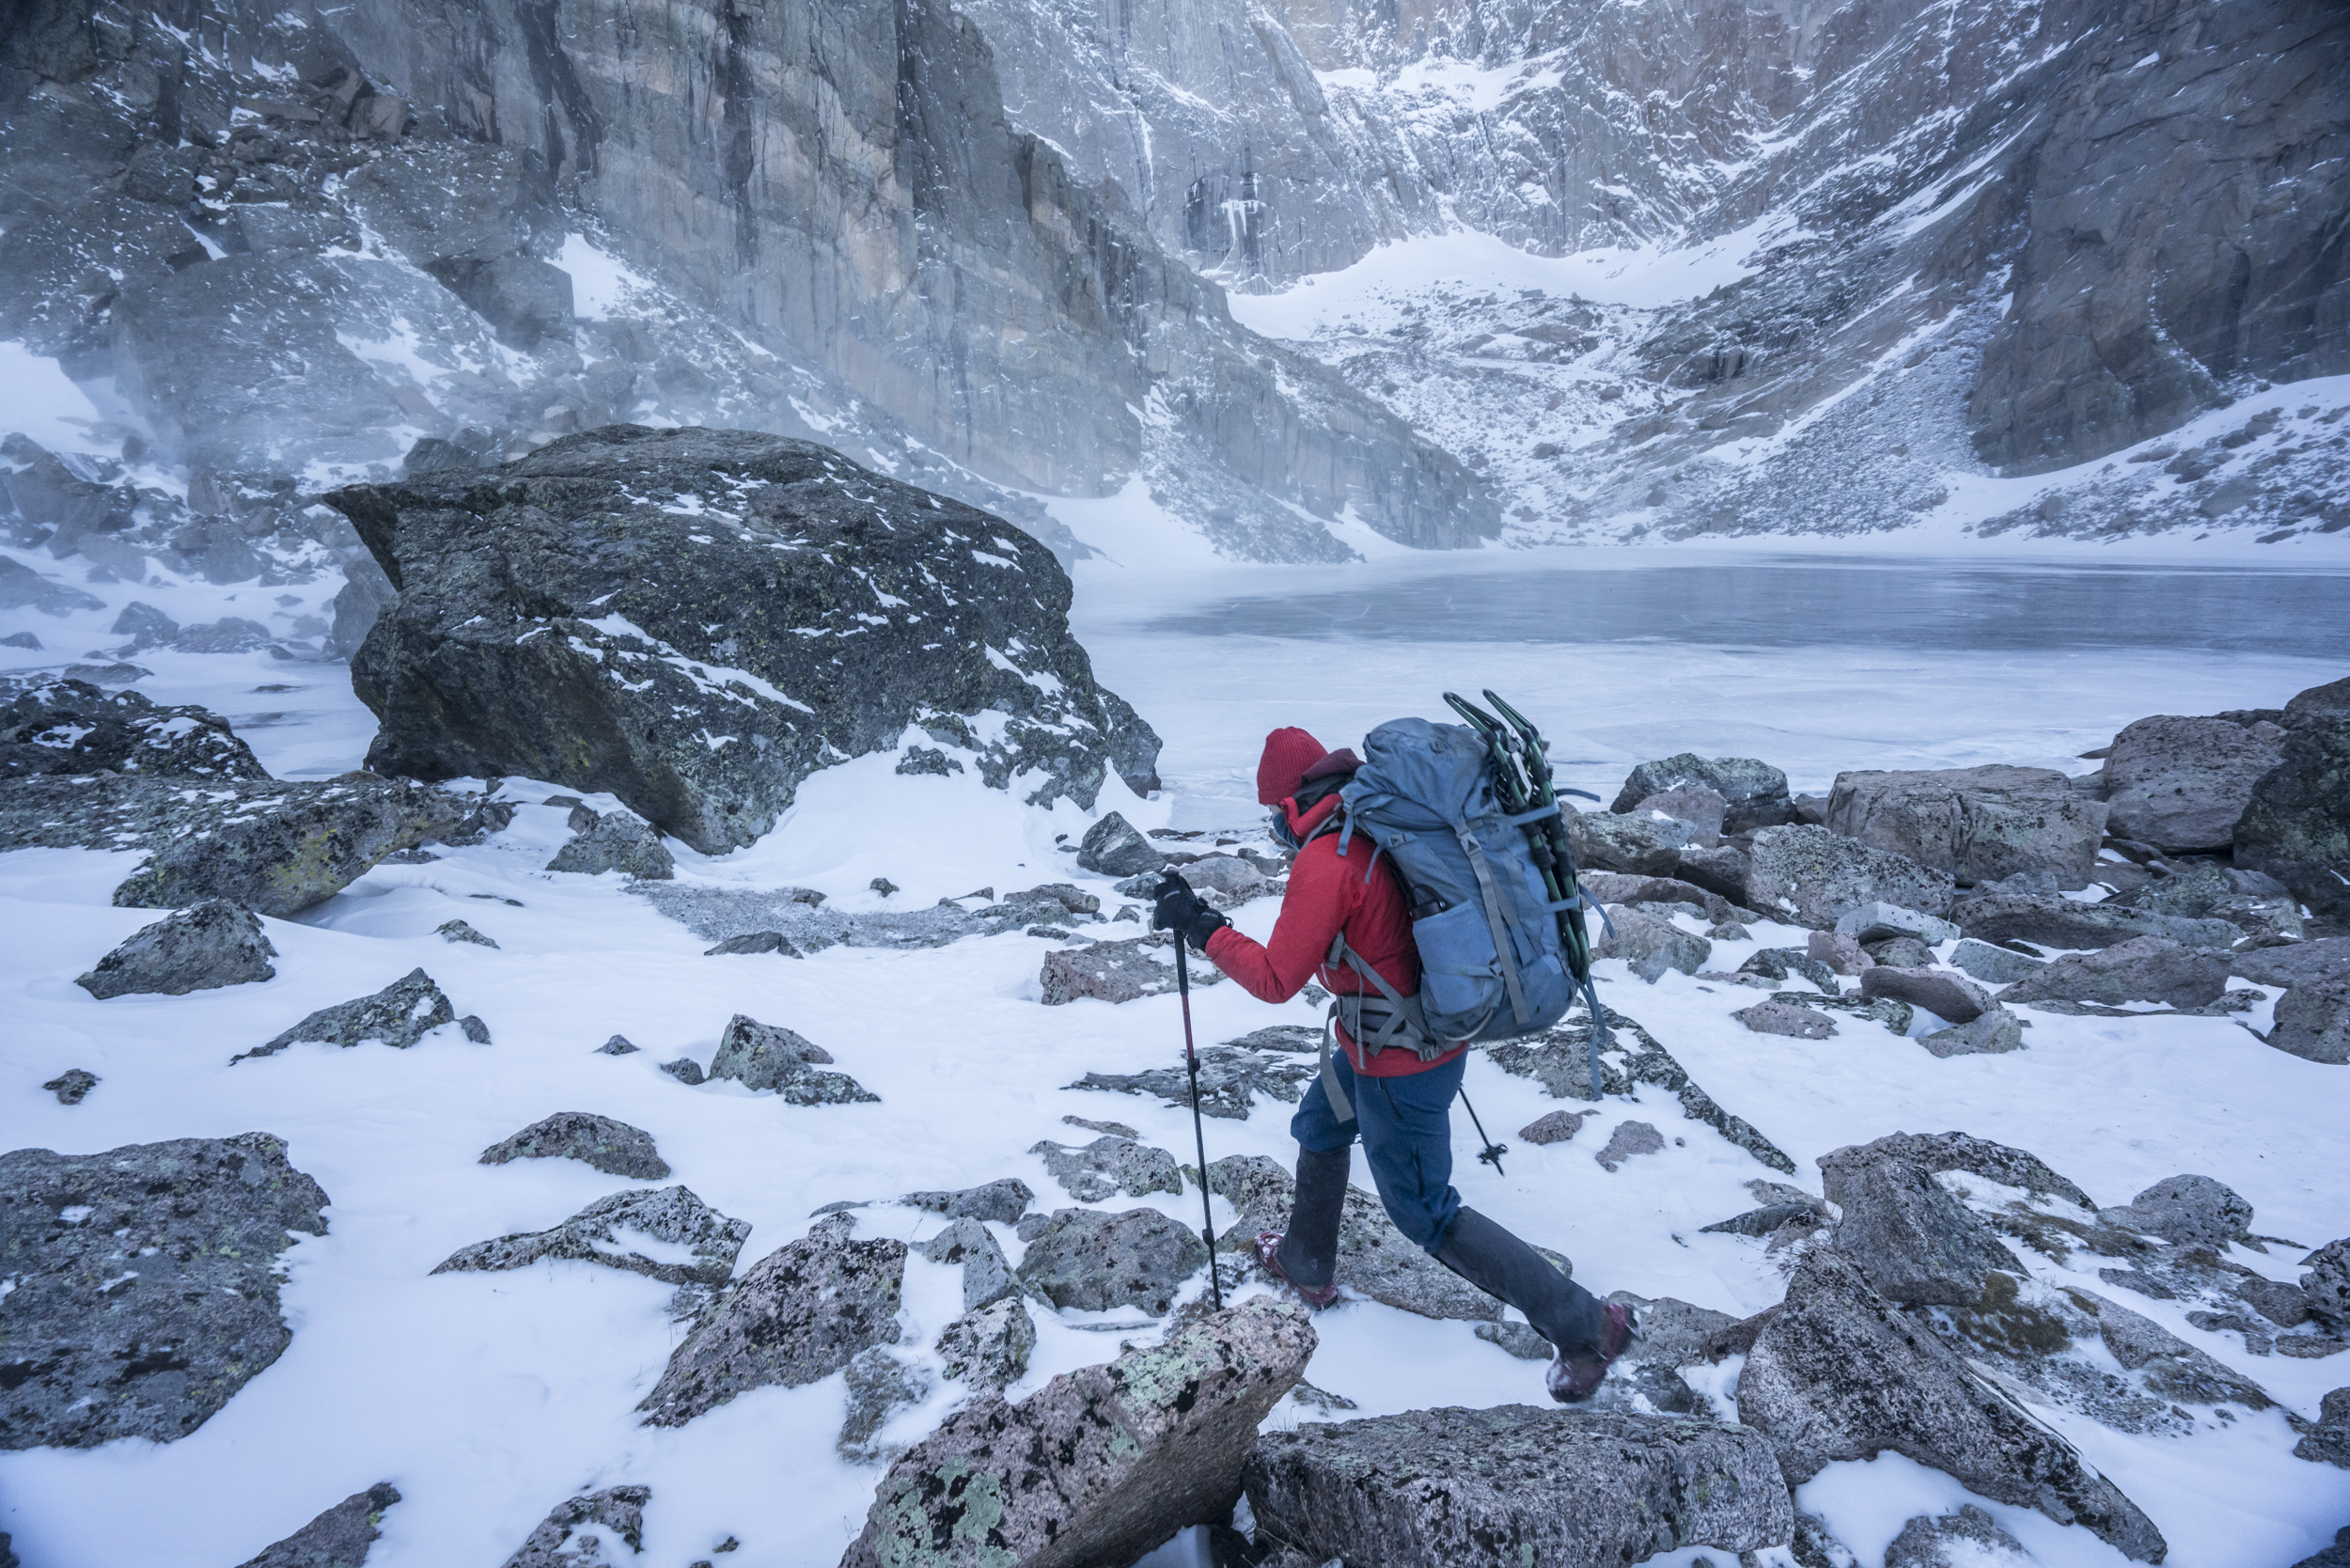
left=1076, top=810, right=1165, bottom=876
left=478, top=1112, right=670, bottom=1180
left=2098, top=1174, right=2252, bottom=1251
left=1014, top=1206, right=1208, bottom=1315
left=1208, top=1154, right=1511, bottom=1322
left=1823, top=1131, right=2094, bottom=1210
left=2103, top=714, right=2286, bottom=851
left=1739, top=945, right=1842, bottom=991
left=921, top=1218, right=1022, bottom=1312
left=544, top=806, right=675, bottom=880
left=902, top=1178, right=1034, bottom=1226
left=1, top=677, right=267, bottom=781
left=2117, top=860, right=2304, bottom=949
left=1591, top=903, right=1710, bottom=981
left=1820, top=1152, right=2022, bottom=1307
left=1611, top=753, right=1794, bottom=834
left=1733, top=999, right=1837, bottom=1039
left=841, top=1298, right=1313, bottom=1568
left=2000, top=935, right=2231, bottom=1011
left=838, top=1347, right=933, bottom=1462
left=1244, top=1406, right=1794, bottom=1568
left=241, top=967, right=458, bottom=1059
left=1883, top=1504, right=2034, bottom=1568
left=1040, top=933, right=1223, bottom=1005
left=1633, top=783, right=1729, bottom=843
left=2269, top=977, right=2350, bottom=1066
left=934, top=1297, right=1036, bottom=1391
left=2232, top=939, right=2350, bottom=990
left=1029, top=1136, right=1183, bottom=1201
left=1948, top=889, right=2242, bottom=952
left=1737, top=1250, right=2166, bottom=1561
left=1567, top=808, right=1693, bottom=876
left=497, top=1486, right=649, bottom=1568
left=432, top=1184, right=749, bottom=1286
left=75, top=898, right=277, bottom=998
left=638, top=1225, right=906, bottom=1425
left=2235, top=713, right=2350, bottom=917
left=1919, top=1009, right=2026, bottom=1058
left=1066, top=1043, right=1315, bottom=1120
left=1860, top=965, right=1995, bottom=1025
left=2080, top=1291, right=2275, bottom=1409
left=0, top=773, right=500, bottom=917
left=0, top=1133, right=329, bottom=1449
left=235, top=1482, right=401, bottom=1568
left=1825, top=764, right=2110, bottom=889
left=705, top=1011, right=876, bottom=1103
left=1744, top=824, right=1955, bottom=929
left=329, top=427, right=1161, bottom=854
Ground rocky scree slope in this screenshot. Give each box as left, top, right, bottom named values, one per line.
left=0, top=0, right=1492, bottom=561
left=330, top=425, right=1162, bottom=853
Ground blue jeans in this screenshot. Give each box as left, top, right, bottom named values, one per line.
left=1291, top=1047, right=1464, bottom=1253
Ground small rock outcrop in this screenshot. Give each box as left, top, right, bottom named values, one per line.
left=1999, top=935, right=2231, bottom=1011
left=2294, top=1387, right=2350, bottom=1470
left=1041, top=933, right=1223, bottom=1005
left=2097, top=1175, right=2251, bottom=1251
left=1919, top=1010, right=2026, bottom=1058
left=638, top=1223, right=907, bottom=1425
left=1014, top=1206, right=1208, bottom=1314
left=1594, top=1121, right=1666, bottom=1172
left=235, top=1482, right=401, bottom=1568
left=497, top=1486, right=649, bottom=1568
left=934, top=1298, right=1036, bottom=1391
left=1733, top=999, right=1837, bottom=1039
left=40, top=1068, right=99, bottom=1105
left=1835, top=902, right=1962, bottom=946
left=1743, top=824, right=1955, bottom=929
left=2234, top=702, right=2350, bottom=917
left=544, top=805, right=676, bottom=880
left=1859, top=966, right=1995, bottom=1025
left=922, top=1218, right=1022, bottom=1312
left=1591, top=904, right=1711, bottom=981
left=1611, top=753, right=1794, bottom=834
left=1825, top=764, right=2109, bottom=888
left=902, top=1178, right=1034, bottom=1225
left=478, top=1112, right=671, bottom=1180
left=0, top=1133, right=330, bottom=1449
left=1077, top=810, right=1165, bottom=876
left=1520, top=1109, right=1590, bottom=1145
left=1029, top=1136, right=1183, bottom=1201
left=1568, top=808, right=1694, bottom=876
left=1244, top=1406, right=1794, bottom=1567
left=1950, top=938, right=2046, bottom=984
left=1823, top=1130, right=2095, bottom=1210
left=1736, top=1249, right=2166, bottom=1561
left=329, top=427, right=1160, bottom=855
left=74, top=898, right=278, bottom=998
left=838, top=1347, right=933, bottom=1462
left=1, top=677, right=267, bottom=780
left=2268, top=977, right=2350, bottom=1065
left=706, top=1012, right=877, bottom=1102
left=2102, top=714, right=2286, bottom=851
left=241, top=968, right=467, bottom=1059
left=1882, top=1504, right=2034, bottom=1568
left=1820, top=1151, right=2023, bottom=1307
left=1067, top=1043, right=1315, bottom=1121
left=1946, top=890, right=2242, bottom=952
left=432, top=1185, right=749, bottom=1285
left=840, top=1298, right=1313, bottom=1568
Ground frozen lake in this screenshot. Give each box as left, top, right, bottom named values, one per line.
left=1073, top=551, right=2350, bottom=827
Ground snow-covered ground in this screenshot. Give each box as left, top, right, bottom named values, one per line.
left=3, top=550, right=2346, bottom=1567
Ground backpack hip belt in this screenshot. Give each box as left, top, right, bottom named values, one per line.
left=1315, top=930, right=1445, bottom=1124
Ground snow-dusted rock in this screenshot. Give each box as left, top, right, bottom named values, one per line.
left=1739, top=946, right=1841, bottom=991
left=2233, top=709, right=2350, bottom=917
left=2098, top=1175, right=2252, bottom=1252
left=2000, top=935, right=2231, bottom=1011
left=1883, top=1504, right=2034, bottom=1568
left=1824, top=1131, right=2094, bottom=1211
left=0, top=554, right=104, bottom=618
left=1013, top=1206, right=1207, bottom=1315
left=1208, top=1154, right=1511, bottom=1322
left=1949, top=889, right=2243, bottom=951
left=497, top=1486, right=649, bottom=1568
left=2294, top=1388, right=2350, bottom=1470
left=330, top=428, right=1160, bottom=855
left=1632, top=783, right=1728, bottom=844
left=1734, top=999, right=1838, bottom=1039
left=2116, top=860, right=2304, bottom=947
left=1595, top=1120, right=1666, bottom=1172
left=934, top=1298, right=1036, bottom=1391
left=1919, top=1009, right=2027, bottom=1058
left=1519, top=1109, right=1590, bottom=1145
left=1950, top=938, right=2046, bottom=984
left=1245, top=1407, right=1794, bottom=1568
left=1067, top=1043, right=1315, bottom=1121
left=478, top=1112, right=670, bottom=1180
left=544, top=805, right=674, bottom=880
left=2304, top=1241, right=2350, bottom=1329
left=638, top=1224, right=907, bottom=1426
left=2268, top=976, right=2350, bottom=1065
left=2232, top=939, right=2350, bottom=990
left=1611, top=754, right=1794, bottom=834
left=902, top=1178, right=1034, bottom=1226
left=1028, top=1136, right=1183, bottom=1202
left=1568, top=808, right=1693, bottom=876
left=240, top=967, right=463, bottom=1060
left=706, top=1012, right=876, bottom=1103
left=74, top=898, right=276, bottom=998
left=235, top=1482, right=400, bottom=1568
left=1736, top=1249, right=2166, bottom=1561
left=1591, top=903, right=1710, bottom=981
left=2081, top=1292, right=2273, bottom=1409
left=1835, top=901, right=1962, bottom=946
left=0, top=1133, right=329, bottom=1449
left=843, top=1298, right=1312, bottom=1568
left=1040, top=933, right=1221, bottom=1005
left=2103, top=714, right=2285, bottom=851
left=1859, top=966, right=1995, bottom=1025
left=1820, top=1152, right=2022, bottom=1307
left=1077, top=809, right=1164, bottom=876
left=1702, top=1200, right=1828, bottom=1238
left=431, top=1184, right=748, bottom=1286
left=436, top=918, right=498, bottom=948
left=838, top=1347, right=932, bottom=1462
left=1, top=677, right=267, bottom=781
left=1744, top=824, right=1955, bottom=929
left=1582, top=871, right=1738, bottom=924
left=921, top=1219, right=1021, bottom=1313
left=1825, top=765, right=2110, bottom=889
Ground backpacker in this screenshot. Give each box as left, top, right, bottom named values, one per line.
left=1325, top=715, right=1591, bottom=1051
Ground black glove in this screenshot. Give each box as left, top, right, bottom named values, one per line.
left=1152, top=871, right=1228, bottom=951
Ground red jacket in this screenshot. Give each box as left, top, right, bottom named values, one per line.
left=1204, top=795, right=1464, bottom=1077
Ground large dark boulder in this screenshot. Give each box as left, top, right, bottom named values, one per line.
left=2268, top=976, right=2350, bottom=1065
left=328, top=426, right=1161, bottom=854
left=1825, top=765, right=2109, bottom=889
left=74, top=898, right=277, bottom=998
left=2103, top=713, right=2285, bottom=851
left=0, top=1133, right=330, bottom=1449
left=1, top=677, right=267, bottom=781
left=1744, top=824, right=1954, bottom=929
left=841, top=1299, right=1313, bottom=1568
left=1246, top=1406, right=1794, bottom=1567
left=1611, top=753, right=1794, bottom=833
left=2236, top=714, right=2350, bottom=917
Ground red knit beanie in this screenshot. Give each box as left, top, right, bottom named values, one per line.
left=1257, top=727, right=1329, bottom=806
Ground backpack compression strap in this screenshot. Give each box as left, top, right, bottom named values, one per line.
left=1456, top=827, right=1531, bottom=1027
left=1313, top=932, right=1444, bottom=1124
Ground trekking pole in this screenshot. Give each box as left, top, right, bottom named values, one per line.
left=1173, top=941, right=1225, bottom=1311
left=1458, top=1089, right=1508, bottom=1175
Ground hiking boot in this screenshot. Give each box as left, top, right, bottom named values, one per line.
left=1547, top=1300, right=1638, bottom=1403
left=1256, top=1232, right=1340, bottom=1309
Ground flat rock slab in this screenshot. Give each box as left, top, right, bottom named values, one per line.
left=2231, top=937, right=2350, bottom=990
left=1859, top=965, right=1994, bottom=1024
left=640, top=1225, right=907, bottom=1426
left=0, top=773, right=500, bottom=917
left=1735, top=999, right=1837, bottom=1038
left=1067, top=1045, right=1315, bottom=1120
left=1519, top=1109, right=1590, bottom=1144
left=842, top=1298, right=1313, bottom=1568
left=236, top=1482, right=401, bottom=1568
left=2000, top=935, right=2230, bottom=1010
left=1919, top=1010, right=2025, bottom=1057
left=1015, top=1206, right=1208, bottom=1314
left=1822, top=1153, right=2022, bottom=1307
left=1595, top=1120, right=1666, bottom=1172
left=0, top=1133, right=330, bottom=1449
left=1823, top=1131, right=2094, bottom=1210
left=75, top=897, right=277, bottom=997
left=902, top=1178, right=1035, bottom=1226
left=1947, top=890, right=2241, bottom=951
left=478, top=1112, right=670, bottom=1180
left=1950, top=937, right=2046, bottom=983
left=634, top=881, right=1109, bottom=955
left=329, top=427, right=1159, bottom=854
left=1245, top=1406, right=1794, bottom=1568
left=432, top=1184, right=748, bottom=1286
left=1737, top=1249, right=2165, bottom=1561
left=1041, top=933, right=1224, bottom=1005
left=1029, top=1136, right=1183, bottom=1201
left=240, top=967, right=477, bottom=1059
left=1, top=676, right=268, bottom=781
left=1744, top=824, right=1955, bottom=929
